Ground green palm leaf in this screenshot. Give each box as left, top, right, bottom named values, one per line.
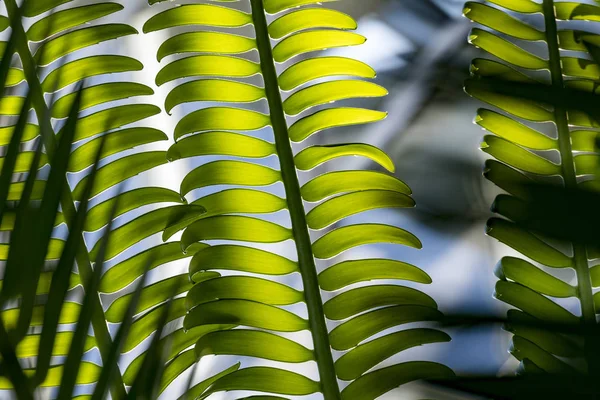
left=465, top=0, right=600, bottom=376
left=146, top=0, right=453, bottom=398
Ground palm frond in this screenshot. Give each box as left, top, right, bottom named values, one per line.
left=0, top=0, right=204, bottom=396
left=146, top=0, right=453, bottom=398
left=465, top=0, right=600, bottom=376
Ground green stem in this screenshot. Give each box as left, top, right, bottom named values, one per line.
left=3, top=1, right=126, bottom=396
left=543, top=0, right=598, bottom=377
left=249, top=1, right=341, bottom=398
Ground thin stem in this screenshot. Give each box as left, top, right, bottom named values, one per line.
left=249, top=1, right=341, bottom=398
left=3, top=1, right=127, bottom=396
left=543, top=0, right=598, bottom=377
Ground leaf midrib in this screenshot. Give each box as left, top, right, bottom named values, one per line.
left=249, top=1, right=341, bottom=398
left=543, top=0, right=597, bottom=374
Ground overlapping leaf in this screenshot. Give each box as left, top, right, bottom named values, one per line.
left=465, top=0, right=598, bottom=376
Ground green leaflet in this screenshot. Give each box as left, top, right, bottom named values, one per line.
left=52, top=83, right=154, bottom=119
left=156, top=55, right=260, bottom=86
left=465, top=80, right=553, bottom=122
left=486, top=218, right=572, bottom=268
left=495, top=257, right=577, bottom=298
left=471, top=58, right=538, bottom=83
left=295, top=144, right=395, bottom=172
left=105, top=274, right=192, bottom=323
left=15, top=333, right=94, bottom=358
left=0, top=272, right=78, bottom=295
left=269, top=8, right=356, bottom=39
left=167, top=132, right=274, bottom=161
left=468, top=28, right=547, bottom=69
left=72, top=151, right=168, bottom=200
left=181, top=216, right=292, bottom=251
left=124, top=325, right=234, bottom=384
left=0, top=239, right=64, bottom=261
left=486, top=0, right=541, bottom=13
left=64, top=104, right=161, bottom=142
left=157, top=31, right=256, bottom=61
left=22, top=0, right=74, bottom=17
left=272, top=30, right=365, bottom=62
left=2, top=302, right=80, bottom=330
left=178, top=363, right=240, bottom=400
left=329, top=305, right=442, bottom=351
left=165, top=79, right=265, bottom=114
left=505, top=310, right=583, bottom=357
left=158, top=350, right=196, bottom=394
left=41, top=55, right=143, bottom=92
left=312, top=224, right=422, bottom=259
left=509, top=336, right=577, bottom=375
left=324, top=285, right=437, bottom=320
left=475, top=109, right=557, bottom=150
left=484, top=160, right=536, bottom=200
left=90, top=205, right=205, bottom=261
left=165, top=189, right=285, bottom=240
left=180, top=160, right=280, bottom=196
left=195, top=330, right=313, bottom=362
left=85, top=187, right=183, bottom=232
left=122, top=298, right=187, bottom=353
left=264, top=0, right=337, bottom=14
left=335, top=329, right=451, bottom=381
left=464, top=2, right=544, bottom=41
left=319, top=259, right=432, bottom=291
left=340, top=362, right=455, bottom=400
left=34, top=24, right=138, bottom=66
left=307, top=190, right=414, bottom=229
left=571, top=130, right=600, bottom=151
left=555, top=2, right=600, bottom=21
left=184, top=299, right=308, bottom=332
left=189, top=245, right=297, bottom=279
left=0, top=96, right=28, bottom=116
left=0, top=363, right=100, bottom=389
left=143, top=4, right=252, bottom=33
left=278, top=57, right=375, bottom=91
left=481, top=135, right=561, bottom=175
left=283, top=80, right=387, bottom=116
left=27, top=3, right=124, bottom=41
left=68, top=128, right=167, bottom=173
left=302, top=171, right=409, bottom=202
left=187, top=276, right=303, bottom=308
left=494, top=281, right=578, bottom=324
left=289, top=108, right=387, bottom=142
left=198, top=367, right=319, bottom=398
left=0, top=151, right=48, bottom=173
left=174, top=107, right=270, bottom=141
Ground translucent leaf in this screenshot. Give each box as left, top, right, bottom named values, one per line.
left=158, top=31, right=256, bottom=61
left=307, top=190, right=414, bottom=229
left=190, top=245, right=297, bottom=279
left=319, top=259, right=431, bottom=291
left=312, top=224, right=422, bottom=259
left=195, top=330, right=313, bottom=362
left=269, top=8, right=356, bottom=39
left=184, top=299, right=308, bottom=332
left=278, top=56, right=375, bottom=91
left=324, top=285, right=437, bottom=320
left=295, top=144, right=394, bottom=171
left=289, top=108, right=387, bottom=142
left=181, top=160, right=280, bottom=196
left=283, top=80, right=387, bottom=116
left=273, top=30, right=365, bottom=62
left=167, top=132, right=274, bottom=161
left=143, top=4, right=251, bottom=33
